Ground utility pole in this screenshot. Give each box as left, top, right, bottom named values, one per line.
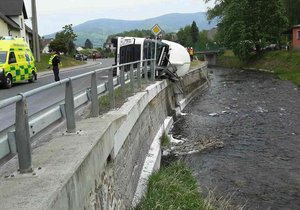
left=31, top=0, right=40, bottom=62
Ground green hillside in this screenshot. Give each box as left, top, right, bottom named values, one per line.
left=45, top=12, right=217, bottom=48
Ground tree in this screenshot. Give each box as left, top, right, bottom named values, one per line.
left=205, top=0, right=287, bottom=60
left=198, top=30, right=214, bottom=50
left=84, top=39, right=93, bottom=49
left=49, top=24, right=77, bottom=54
left=177, top=25, right=193, bottom=47
left=282, top=0, right=300, bottom=27
left=191, top=21, right=199, bottom=44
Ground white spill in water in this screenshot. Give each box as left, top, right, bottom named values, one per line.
left=209, top=113, right=219, bottom=117
left=170, top=135, right=184, bottom=144
left=178, top=111, right=188, bottom=116
left=279, top=107, right=286, bottom=111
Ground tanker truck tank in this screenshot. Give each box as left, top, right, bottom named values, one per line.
left=161, top=40, right=190, bottom=77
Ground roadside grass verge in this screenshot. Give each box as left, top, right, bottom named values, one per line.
left=217, top=50, right=300, bottom=86
left=135, top=161, right=210, bottom=210
left=36, top=54, right=84, bottom=72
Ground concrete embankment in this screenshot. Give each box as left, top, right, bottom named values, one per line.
left=0, top=64, right=208, bottom=210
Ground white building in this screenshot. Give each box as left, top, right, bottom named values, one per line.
left=0, top=0, right=33, bottom=47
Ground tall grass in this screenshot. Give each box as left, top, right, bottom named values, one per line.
left=135, top=161, right=210, bottom=210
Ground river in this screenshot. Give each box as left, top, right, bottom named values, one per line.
left=169, top=67, right=300, bottom=209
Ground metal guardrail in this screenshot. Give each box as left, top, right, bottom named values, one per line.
left=0, top=59, right=156, bottom=173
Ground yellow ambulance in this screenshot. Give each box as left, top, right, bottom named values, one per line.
left=0, top=36, right=37, bottom=88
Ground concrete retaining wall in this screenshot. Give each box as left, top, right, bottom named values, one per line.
left=0, top=66, right=207, bottom=210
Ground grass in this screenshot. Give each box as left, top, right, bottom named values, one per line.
left=98, top=85, right=129, bottom=114
left=36, top=54, right=84, bottom=72
left=134, top=160, right=245, bottom=210
left=135, top=161, right=210, bottom=210
left=190, top=59, right=205, bottom=69
left=160, top=131, right=170, bottom=147
left=217, top=50, right=300, bottom=86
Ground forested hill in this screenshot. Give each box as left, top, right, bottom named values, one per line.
left=45, top=12, right=216, bottom=48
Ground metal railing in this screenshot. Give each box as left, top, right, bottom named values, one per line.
left=0, top=59, right=156, bottom=173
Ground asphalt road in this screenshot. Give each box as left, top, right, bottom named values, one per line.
left=0, top=58, right=115, bottom=131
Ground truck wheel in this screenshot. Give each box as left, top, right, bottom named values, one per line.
left=3, top=74, right=12, bottom=88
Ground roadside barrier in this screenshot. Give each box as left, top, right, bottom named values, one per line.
left=0, top=59, right=155, bottom=173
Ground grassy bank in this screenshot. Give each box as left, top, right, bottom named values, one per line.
left=190, top=59, right=205, bottom=69
left=36, top=54, right=84, bottom=72
left=217, top=50, right=300, bottom=86
left=135, top=161, right=210, bottom=210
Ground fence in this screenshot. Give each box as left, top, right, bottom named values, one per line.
left=0, top=59, right=156, bottom=173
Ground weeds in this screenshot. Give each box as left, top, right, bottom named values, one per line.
left=135, top=161, right=208, bottom=210
left=160, top=131, right=170, bottom=147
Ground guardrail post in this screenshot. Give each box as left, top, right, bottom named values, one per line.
left=150, top=60, right=155, bottom=81
left=108, top=67, right=115, bottom=109
left=130, top=64, right=134, bottom=94
left=143, top=61, right=148, bottom=82
left=120, top=65, right=125, bottom=100
left=137, top=62, right=141, bottom=89
left=65, top=78, right=76, bottom=133
left=91, top=71, right=99, bottom=117
left=15, top=94, right=32, bottom=173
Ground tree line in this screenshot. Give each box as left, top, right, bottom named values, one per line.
left=204, top=0, right=300, bottom=60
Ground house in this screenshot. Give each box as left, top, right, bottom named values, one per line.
left=292, top=25, right=300, bottom=50
left=25, top=24, right=34, bottom=50
left=0, top=0, right=32, bottom=46
left=41, top=38, right=53, bottom=53
left=76, top=46, right=84, bottom=52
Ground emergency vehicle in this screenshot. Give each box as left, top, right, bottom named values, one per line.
left=0, top=36, right=37, bottom=88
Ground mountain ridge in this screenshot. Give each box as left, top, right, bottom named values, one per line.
left=45, top=12, right=216, bottom=48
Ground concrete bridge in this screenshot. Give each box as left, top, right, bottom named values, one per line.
left=0, top=62, right=208, bottom=209
left=195, top=50, right=220, bottom=66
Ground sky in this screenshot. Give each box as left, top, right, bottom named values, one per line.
left=24, top=0, right=215, bottom=36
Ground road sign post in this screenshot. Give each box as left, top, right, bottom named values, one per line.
left=151, top=24, right=162, bottom=79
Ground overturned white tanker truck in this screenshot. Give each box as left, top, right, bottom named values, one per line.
left=111, top=37, right=191, bottom=79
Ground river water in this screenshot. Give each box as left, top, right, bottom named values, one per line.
left=169, top=68, right=300, bottom=210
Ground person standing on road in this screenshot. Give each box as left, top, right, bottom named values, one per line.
left=49, top=51, right=61, bottom=81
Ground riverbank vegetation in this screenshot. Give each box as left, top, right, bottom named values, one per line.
left=217, top=50, right=300, bottom=86
left=135, top=161, right=211, bottom=210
